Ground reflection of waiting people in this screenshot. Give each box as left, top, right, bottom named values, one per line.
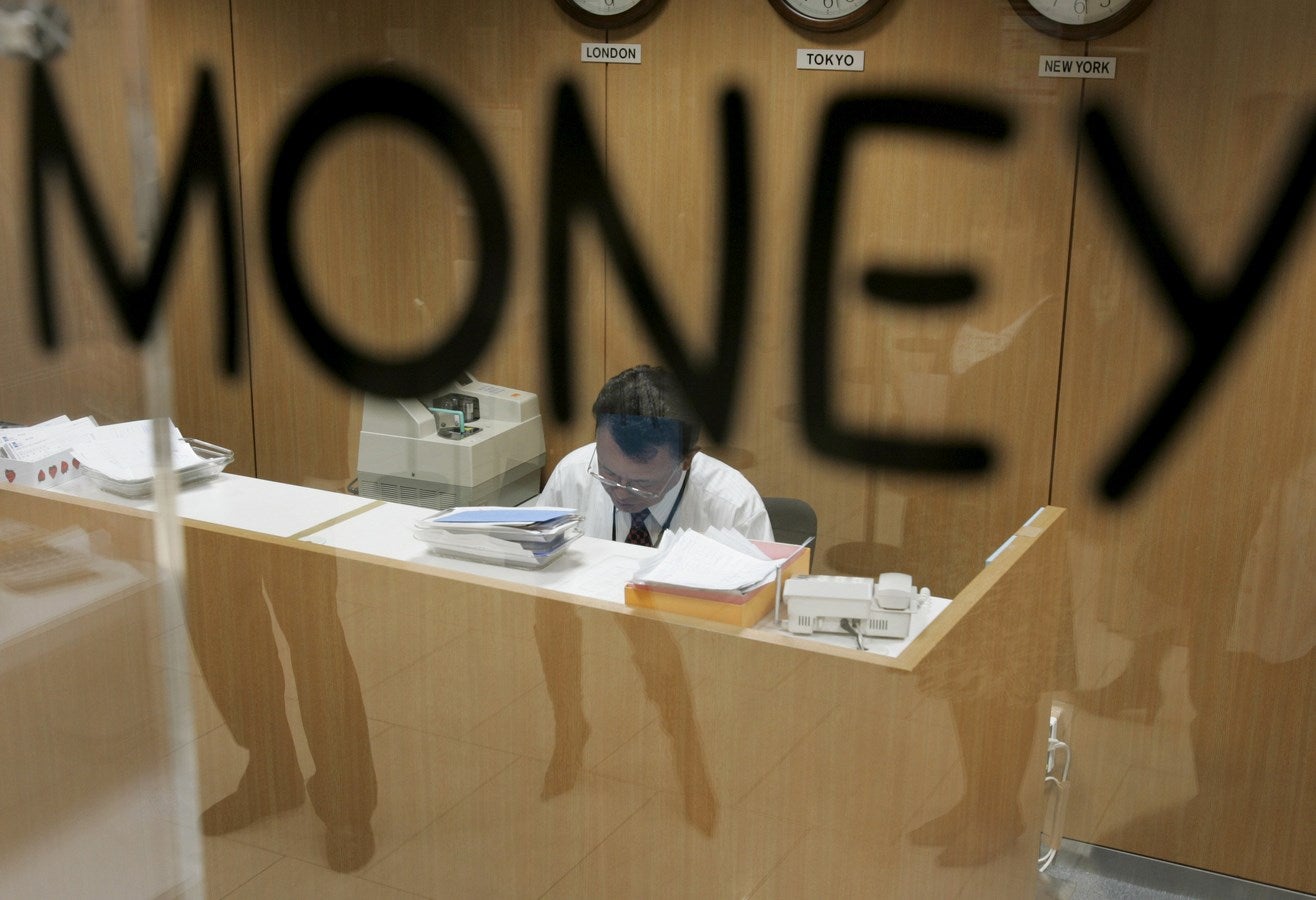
left=1102, top=451, right=1316, bottom=869
left=1226, top=452, right=1315, bottom=665
left=533, top=365, right=772, bottom=833
left=907, top=514, right=1069, bottom=868
left=910, top=617, right=1048, bottom=866
left=185, top=539, right=377, bottom=872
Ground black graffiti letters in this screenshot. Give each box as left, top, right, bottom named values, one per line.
left=544, top=83, right=752, bottom=444
left=1084, top=107, right=1316, bottom=500
left=22, top=62, right=1316, bottom=496
left=29, top=64, right=241, bottom=371
left=266, top=71, right=511, bottom=397
left=801, top=94, right=1009, bottom=473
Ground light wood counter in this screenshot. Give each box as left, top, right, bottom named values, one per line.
left=4, top=478, right=1066, bottom=896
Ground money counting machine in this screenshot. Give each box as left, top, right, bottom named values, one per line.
left=356, top=377, right=546, bottom=509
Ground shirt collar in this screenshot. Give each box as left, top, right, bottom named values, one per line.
left=610, top=461, right=687, bottom=542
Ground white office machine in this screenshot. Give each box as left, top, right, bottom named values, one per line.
left=356, top=376, right=547, bottom=510
left=783, top=572, right=929, bottom=643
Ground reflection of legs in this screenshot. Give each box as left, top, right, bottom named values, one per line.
left=534, top=599, right=590, bottom=799
left=1104, top=649, right=1316, bottom=876
left=618, top=615, right=716, bottom=835
left=1072, top=627, right=1175, bottom=723
left=185, top=570, right=304, bottom=835
left=532, top=600, right=716, bottom=833
left=1189, top=650, right=1314, bottom=826
left=264, top=550, right=377, bottom=873
left=909, top=698, right=1032, bottom=866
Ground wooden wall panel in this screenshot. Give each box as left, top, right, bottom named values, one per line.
left=147, top=3, right=257, bottom=475
left=602, top=0, right=1077, bottom=592
left=0, top=3, right=141, bottom=427
left=230, top=0, right=606, bottom=488
left=1051, top=2, right=1316, bottom=891
left=593, top=0, right=783, bottom=515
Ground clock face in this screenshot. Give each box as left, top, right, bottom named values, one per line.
left=767, top=0, right=888, bottom=33
left=555, top=0, right=663, bottom=29
left=1009, top=0, right=1153, bottom=40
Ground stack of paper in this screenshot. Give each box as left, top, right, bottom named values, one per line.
left=0, top=415, right=98, bottom=463
left=413, top=506, right=583, bottom=569
left=59, top=419, right=233, bottom=497
left=2, top=415, right=232, bottom=495
left=70, top=420, right=207, bottom=482
left=631, top=528, right=778, bottom=594
left=1, top=415, right=99, bottom=488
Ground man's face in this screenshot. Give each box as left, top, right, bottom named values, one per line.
left=593, top=426, right=684, bottom=514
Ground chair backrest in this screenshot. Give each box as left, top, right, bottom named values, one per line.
left=762, top=496, right=818, bottom=551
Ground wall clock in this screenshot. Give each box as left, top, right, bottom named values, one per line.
left=555, top=0, right=664, bottom=29
left=1007, top=0, right=1154, bottom=41
left=767, top=0, right=888, bottom=33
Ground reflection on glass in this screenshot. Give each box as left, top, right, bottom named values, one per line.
left=0, top=512, right=190, bottom=895
left=534, top=599, right=717, bottom=835
left=1078, top=449, right=1316, bottom=880
left=186, top=543, right=377, bottom=872
left=911, top=604, right=1053, bottom=868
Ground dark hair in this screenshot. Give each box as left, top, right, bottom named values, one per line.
left=592, top=365, right=701, bottom=461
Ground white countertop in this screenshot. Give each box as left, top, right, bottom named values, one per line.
left=303, top=501, right=652, bottom=606
left=40, top=473, right=947, bottom=655
left=53, top=473, right=375, bottom=539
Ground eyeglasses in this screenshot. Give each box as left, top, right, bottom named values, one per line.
left=587, top=448, right=680, bottom=502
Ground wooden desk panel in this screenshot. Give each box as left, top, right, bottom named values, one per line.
left=4, top=483, right=1065, bottom=896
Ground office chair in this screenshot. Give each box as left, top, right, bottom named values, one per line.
left=762, top=497, right=818, bottom=569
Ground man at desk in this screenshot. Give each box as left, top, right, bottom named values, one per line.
left=538, top=364, right=773, bottom=543
left=533, top=366, right=771, bottom=830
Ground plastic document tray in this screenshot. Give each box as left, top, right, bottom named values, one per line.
left=81, top=439, right=234, bottom=498
left=422, top=538, right=574, bottom=570
left=625, top=544, right=811, bottom=627
left=414, top=522, right=582, bottom=571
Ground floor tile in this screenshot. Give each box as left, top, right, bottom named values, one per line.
left=362, top=756, right=651, bottom=899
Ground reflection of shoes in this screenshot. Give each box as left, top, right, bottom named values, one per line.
left=541, top=721, right=590, bottom=800
left=201, top=772, right=304, bottom=836
left=936, top=813, right=1024, bottom=867
left=326, top=823, right=376, bottom=873
left=908, top=807, right=961, bottom=846
left=942, top=815, right=1021, bottom=863
left=683, top=783, right=717, bottom=837
left=1071, top=678, right=1161, bottom=724
left=908, top=801, right=1024, bottom=865
left=680, top=755, right=718, bottom=837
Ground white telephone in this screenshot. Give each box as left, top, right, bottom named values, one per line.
left=783, top=572, right=930, bottom=647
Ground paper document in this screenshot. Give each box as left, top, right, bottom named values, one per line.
left=0, top=415, right=96, bottom=462
left=699, top=526, right=771, bottom=560
left=422, top=507, right=578, bottom=527
left=71, top=420, right=205, bottom=481
left=632, top=529, right=778, bottom=593
left=427, top=506, right=577, bottom=525
left=414, top=506, right=583, bottom=569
